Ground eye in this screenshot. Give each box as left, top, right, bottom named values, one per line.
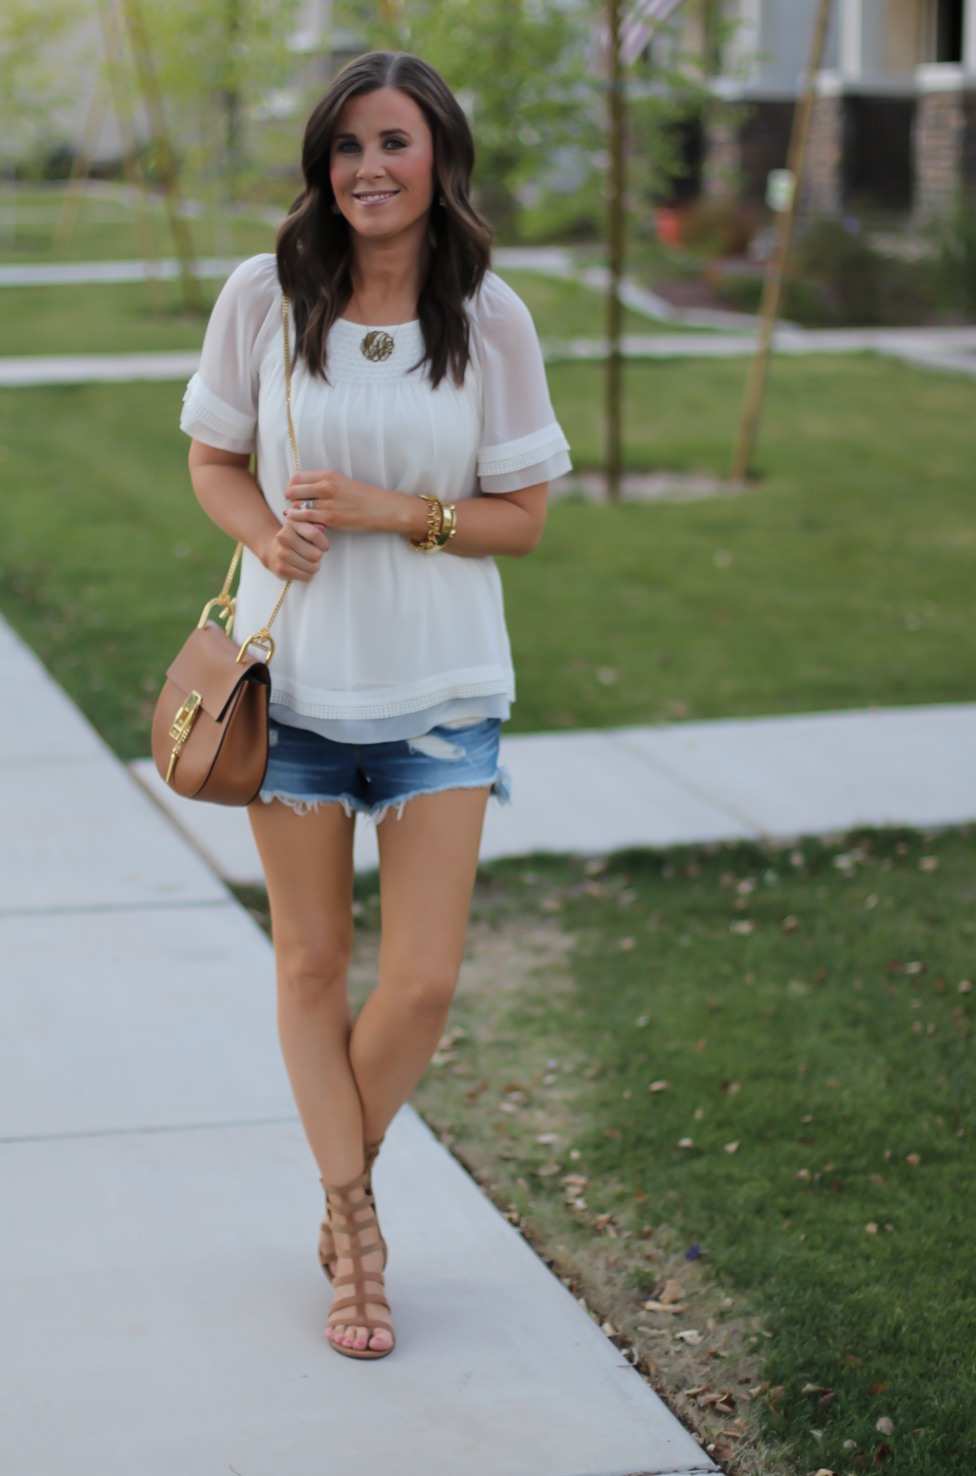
left=383, top=137, right=407, bottom=150
left=336, top=140, right=360, bottom=154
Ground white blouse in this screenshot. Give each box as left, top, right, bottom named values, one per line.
left=180, top=254, right=571, bottom=743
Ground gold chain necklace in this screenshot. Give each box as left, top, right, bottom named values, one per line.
left=350, top=287, right=409, bottom=364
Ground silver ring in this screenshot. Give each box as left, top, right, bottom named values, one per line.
left=299, top=499, right=314, bottom=510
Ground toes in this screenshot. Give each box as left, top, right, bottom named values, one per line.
left=369, top=1329, right=393, bottom=1351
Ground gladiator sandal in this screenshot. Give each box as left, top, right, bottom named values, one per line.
left=323, top=1169, right=395, bottom=1360
left=318, top=1136, right=385, bottom=1283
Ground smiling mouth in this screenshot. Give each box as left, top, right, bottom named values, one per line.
left=353, top=190, right=399, bottom=204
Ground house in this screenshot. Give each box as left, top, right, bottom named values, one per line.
left=694, top=0, right=976, bottom=218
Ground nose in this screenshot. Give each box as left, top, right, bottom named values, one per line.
left=356, top=145, right=387, bottom=181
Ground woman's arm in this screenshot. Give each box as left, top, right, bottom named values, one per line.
left=283, top=467, right=547, bottom=560
left=188, top=441, right=330, bottom=582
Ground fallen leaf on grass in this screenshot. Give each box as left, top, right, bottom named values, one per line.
left=700, top=1390, right=736, bottom=1413
left=796, top=1168, right=812, bottom=1181
left=875, top=1416, right=894, bottom=1435
left=648, top=1080, right=668, bottom=1092
left=721, top=1080, right=741, bottom=1094
left=658, top=1279, right=685, bottom=1304
left=682, top=1383, right=712, bottom=1398
left=536, top=1132, right=560, bottom=1144
left=675, top=1329, right=702, bottom=1345
left=871, top=1381, right=888, bottom=1395
left=866, top=1221, right=878, bottom=1234
left=643, top=1299, right=685, bottom=1314
left=959, top=979, right=973, bottom=993
left=620, top=937, right=636, bottom=951
left=536, top=1162, right=561, bottom=1177
left=874, top=1444, right=893, bottom=1465
left=782, top=914, right=799, bottom=933
left=906, top=1152, right=921, bottom=1165
left=678, top=1137, right=694, bottom=1148
left=724, top=1140, right=740, bottom=1154
left=730, top=920, right=754, bottom=934
left=600, top=1320, right=616, bottom=1336
left=919, top=856, right=938, bottom=871
left=463, top=1078, right=489, bottom=1103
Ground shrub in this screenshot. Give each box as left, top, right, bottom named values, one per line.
left=937, top=206, right=976, bottom=318
left=715, top=218, right=936, bottom=326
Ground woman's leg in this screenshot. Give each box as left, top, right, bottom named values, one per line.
left=248, top=797, right=363, bottom=1185
left=249, top=796, right=392, bottom=1353
left=349, top=785, right=491, bottom=1146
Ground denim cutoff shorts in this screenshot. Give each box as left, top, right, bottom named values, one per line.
left=260, top=717, right=511, bottom=821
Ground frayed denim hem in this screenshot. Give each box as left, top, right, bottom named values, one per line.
left=259, top=765, right=511, bottom=824
left=368, top=766, right=512, bottom=826
left=259, top=790, right=358, bottom=818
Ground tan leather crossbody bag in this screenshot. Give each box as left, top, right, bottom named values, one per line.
left=151, top=296, right=299, bottom=805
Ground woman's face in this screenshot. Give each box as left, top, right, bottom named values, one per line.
left=329, top=87, right=436, bottom=241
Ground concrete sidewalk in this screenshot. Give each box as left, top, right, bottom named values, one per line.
left=132, top=703, right=976, bottom=884
left=0, top=612, right=714, bottom=1476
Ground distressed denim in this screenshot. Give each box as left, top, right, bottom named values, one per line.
left=260, top=717, right=510, bottom=821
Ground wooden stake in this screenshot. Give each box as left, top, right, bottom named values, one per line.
left=120, top=0, right=204, bottom=315
left=99, top=0, right=165, bottom=314
left=730, top=0, right=833, bottom=482
left=53, top=84, right=107, bottom=248
left=605, top=0, right=625, bottom=503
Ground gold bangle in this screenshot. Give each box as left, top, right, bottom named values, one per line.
left=434, top=502, right=458, bottom=547
left=409, top=493, right=444, bottom=551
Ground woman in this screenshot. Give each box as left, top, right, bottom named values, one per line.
left=181, top=51, right=570, bottom=1360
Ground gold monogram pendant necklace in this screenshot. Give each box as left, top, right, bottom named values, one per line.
left=351, top=287, right=409, bottom=363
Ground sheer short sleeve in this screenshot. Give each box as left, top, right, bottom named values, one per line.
left=180, top=254, right=280, bottom=454
left=469, top=272, right=571, bottom=494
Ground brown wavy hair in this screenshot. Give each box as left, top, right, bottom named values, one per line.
left=275, top=52, right=492, bottom=388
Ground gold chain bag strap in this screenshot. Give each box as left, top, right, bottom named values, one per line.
left=151, top=296, right=300, bottom=805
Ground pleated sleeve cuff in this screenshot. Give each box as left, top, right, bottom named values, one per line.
left=180, top=372, right=257, bottom=455
left=477, top=423, right=571, bottom=492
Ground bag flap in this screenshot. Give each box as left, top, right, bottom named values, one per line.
left=166, top=623, right=270, bottom=721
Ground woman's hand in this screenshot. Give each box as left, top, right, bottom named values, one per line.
left=262, top=513, right=330, bottom=582
left=284, top=470, right=427, bottom=541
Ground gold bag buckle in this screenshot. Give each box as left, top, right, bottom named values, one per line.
left=166, top=690, right=202, bottom=784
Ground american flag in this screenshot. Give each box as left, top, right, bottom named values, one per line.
left=618, top=0, right=687, bottom=66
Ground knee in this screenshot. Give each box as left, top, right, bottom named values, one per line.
left=277, top=933, right=351, bottom=1011
left=391, top=969, right=458, bottom=1025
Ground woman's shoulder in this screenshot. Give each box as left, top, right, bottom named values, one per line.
left=468, top=269, right=536, bottom=341
left=219, top=252, right=281, bottom=310
left=203, top=253, right=282, bottom=363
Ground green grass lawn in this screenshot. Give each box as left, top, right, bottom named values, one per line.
left=0, top=353, right=973, bottom=757
left=240, top=826, right=976, bottom=1475
left=496, top=268, right=677, bottom=337
left=1, top=279, right=215, bottom=356
left=0, top=185, right=278, bottom=265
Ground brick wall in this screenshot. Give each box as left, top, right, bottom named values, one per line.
left=915, top=88, right=976, bottom=218
left=803, top=93, right=843, bottom=215
left=703, top=109, right=742, bottom=199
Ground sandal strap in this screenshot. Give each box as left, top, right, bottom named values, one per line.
left=323, top=1168, right=394, bottom=1343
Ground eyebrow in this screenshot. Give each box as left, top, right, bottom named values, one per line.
left=333, top=127, right=411, bottom=141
